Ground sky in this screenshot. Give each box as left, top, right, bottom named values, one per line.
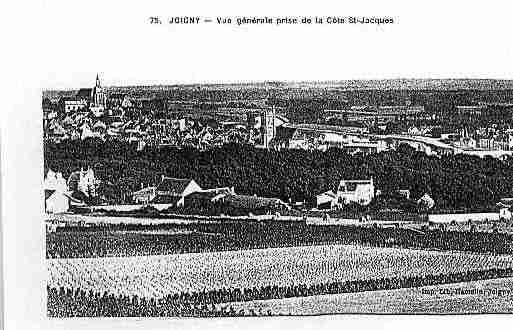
left=38, top=0, right=513, bottom=89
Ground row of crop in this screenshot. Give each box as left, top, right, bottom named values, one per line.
left=48, top=267, right=513, bottom=317
left=47, top=246, right=513, bottom=298
left=46, top=223, right=513, bottom=259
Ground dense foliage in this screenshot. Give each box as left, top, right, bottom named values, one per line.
left=44, top=139, right=513, bottom=211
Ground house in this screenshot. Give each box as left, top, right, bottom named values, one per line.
left=45, top=190, right=81, bottom=214
left=497, top=198, right=513, bottom=220
left=45, top=189, right=69, bottom=213
left=132, top=186, right=157, bottom=204
left=44, top=169, right=67, bottom=192
left=44, top=169, right=84, bottom=213
left=337, top=178, right=375, bottom=206
left=152, top=177, right=202, bottom=206
left=60, top=97, right=87, bottom=113
left=397, top=189, right=411, bottom=200
left=417, top=193, right=435, bottom=210
left=316, top=191, right=338, bottom=209
left=183, top=187, right=234, bottom=210
left=499, top=207, right=512, bottom=220
left=316, top=178, right=375, bottom=209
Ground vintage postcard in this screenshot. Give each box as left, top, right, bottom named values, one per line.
left=43, top=75, right=513, bottom=317
left=3, top=0, right=513, bottom=329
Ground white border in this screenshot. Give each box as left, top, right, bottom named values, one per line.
left=2, top=0, right=513, bottom=329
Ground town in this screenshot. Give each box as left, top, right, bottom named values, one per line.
left=43, top=76, right=513, bottom=225
left=43, top=77, right=513, bottom=317
left=43, top=76, right=513, bottom=157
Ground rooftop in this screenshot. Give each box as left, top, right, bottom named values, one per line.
left=156, top=177, right=199, bottom=195
left=76, top=88, right=93, bottom=99
left=223, top=194, right=289, bottom=210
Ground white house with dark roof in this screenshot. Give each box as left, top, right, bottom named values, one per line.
left=61, top=97, right=88, bottom=113
left=336, top=178, right=375, bottom=206
left=316, top=178, right=375, bottom=209
left=44, top=169, right=85, bottom=213
left=132, top=186, right=157, bottom=204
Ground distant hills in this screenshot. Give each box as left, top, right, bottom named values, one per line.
left=289, top=79, right=513, bottom=91
left=44, top=79, right=513, bottom=94
left=107, top=79, right=513, bottom=91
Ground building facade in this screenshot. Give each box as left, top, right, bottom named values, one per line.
left=316, top=178, right=376, bottom=209
left=337, top=178, right=375, bottom=206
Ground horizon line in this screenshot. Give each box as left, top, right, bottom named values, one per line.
left=44, top=77, right=513, bottom=92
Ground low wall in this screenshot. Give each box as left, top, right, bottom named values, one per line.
left=428, top=212, right=499, bottom=223
left=89, top=203, right=174, bottom=212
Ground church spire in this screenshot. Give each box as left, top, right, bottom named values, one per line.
left=96, top=73, right=101, bottom=88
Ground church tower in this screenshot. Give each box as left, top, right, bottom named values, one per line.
left=92, top=73, right=106, bottom=108
left=261, top=105, right=276, bottom=148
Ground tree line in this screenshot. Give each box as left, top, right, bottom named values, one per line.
left=44, top=138, right=513, bottom=211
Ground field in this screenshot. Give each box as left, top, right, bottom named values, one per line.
left=47, top=244, right=513, bottom=299
left=46, top=219, right=513, bottom=259
left=219, top=277, right=513, bottom=314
